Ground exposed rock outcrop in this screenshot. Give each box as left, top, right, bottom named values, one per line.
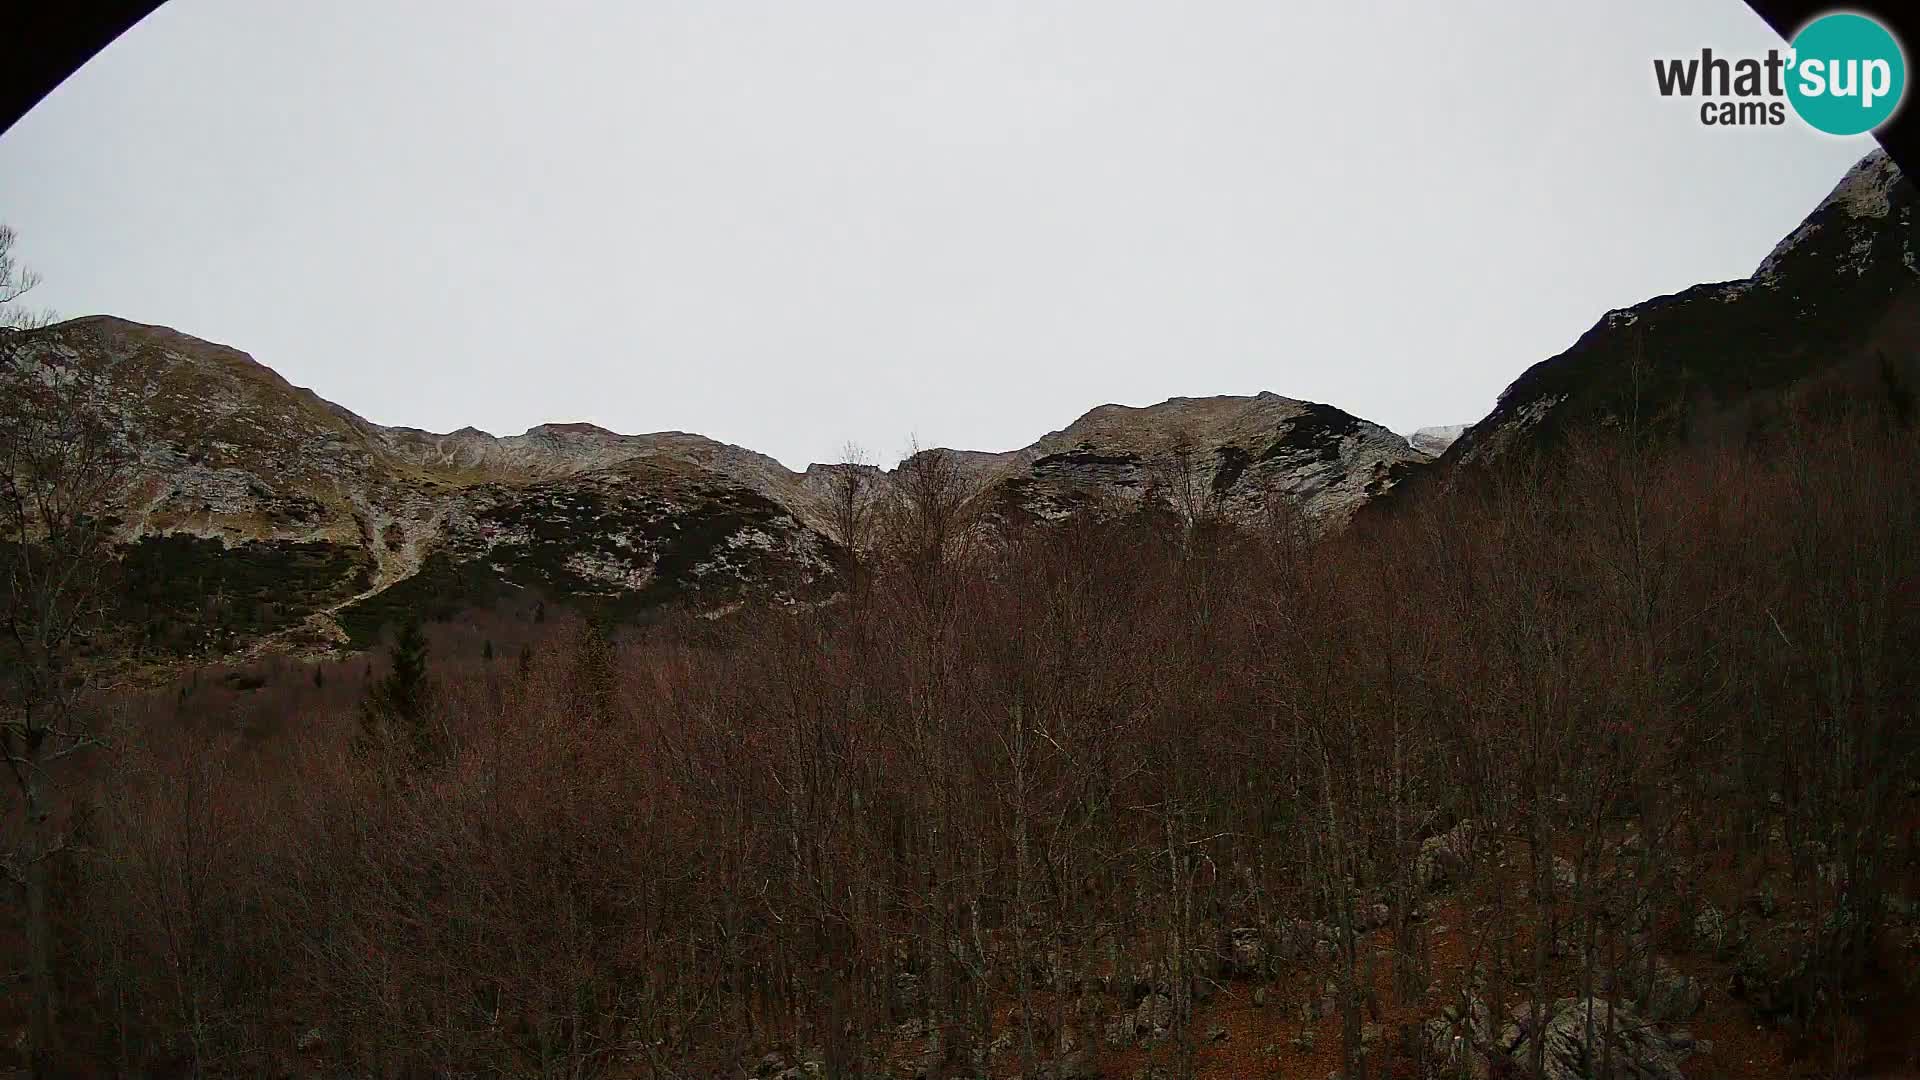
left=1407, top=424, right=1467, bottom=457
left=1434, top=149, right=1920, bottom=474
left=4, top=318, right=1423, bottom=656
left=1425, top=995, right=1697, bottom=1080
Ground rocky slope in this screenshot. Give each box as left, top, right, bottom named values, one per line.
left=1406, top=424, right=1468, bottom=457
left=965, top=393, right=1424, bottom=529
left=1439, top=149, right=1920, bottom=470
left=39, top=148, right=1909, bottom=659
left=4, top=317, right=1421, bottom=655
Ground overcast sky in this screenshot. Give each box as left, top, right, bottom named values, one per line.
left=0, top=1, right=1880, bottom=469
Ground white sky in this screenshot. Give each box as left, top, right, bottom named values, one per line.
left=0, top=0, right=1878, bottom=469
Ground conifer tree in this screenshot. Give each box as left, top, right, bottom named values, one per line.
left=358, top=615, right=435, bottom=764
left=571, top=610, right=619, bottom=726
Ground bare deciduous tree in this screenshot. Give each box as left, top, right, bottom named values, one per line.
left=882, top=439, right=978, bottom=581
left=0, top=224, right=54, bottom=332
left=0, top=226, right=135, bottom=1078
left=1150, top=429, right=1222, bottom=542
left=825, top=440, right=877, bottom=557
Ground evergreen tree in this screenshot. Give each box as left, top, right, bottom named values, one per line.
left=571, top=610, right=619, bottom=726
left=358, top=615, right=436, bottom=765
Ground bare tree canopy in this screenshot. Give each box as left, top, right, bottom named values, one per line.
left=0, top=226, right=135, bottom=1079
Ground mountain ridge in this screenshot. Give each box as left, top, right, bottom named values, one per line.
left=14, top=147, right=1913, bottom=659
left=1438, top=148, right=1919, bottom=471
left=5, top=314, right=1424, bottom=656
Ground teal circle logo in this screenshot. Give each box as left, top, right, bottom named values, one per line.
left=1787, top=13, right=1906, bottom=135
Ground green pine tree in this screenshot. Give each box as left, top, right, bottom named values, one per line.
left=571, top=611, right=619, bottom=726
left=358, top=615, right=436, bottom=765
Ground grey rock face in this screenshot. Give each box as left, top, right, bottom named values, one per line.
left=1439, top=149, right=1920, bottom=474
left=8, top=317, right=1430, bottom=657
left=1407, top=424, right=1467, bottom=457
left=1514, top=998, right=1693, bottom=1080
left=1430, top=996, right=1695, bottom=1080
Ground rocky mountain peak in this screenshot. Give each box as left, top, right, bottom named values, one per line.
left=5, top=323, right=1424, bottom=658
left=1407, top=425, right=1468, bottom=457
left=1438, top=148, right=1918, bottom=471
left=1755, top=148, right=1907, bottom=281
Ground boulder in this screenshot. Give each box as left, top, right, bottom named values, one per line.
left=1226, top=926, right=1267, bottom=977
left=1426, top=995, right=1693, bottom=1080
left=1134, top=992, right=1174, bottom=1043
left=1508, top=998, right=1691, bottom=1080
left=1416, top=820, right=1476, bottom=891
left=1103, top=990, right=1175, bottom=1049
left=1424, top=994, right=1496, bottom=1079
left=1358, top=902, right=1391, bottom=932
left=1551, top=855, right=1579, bottom=894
